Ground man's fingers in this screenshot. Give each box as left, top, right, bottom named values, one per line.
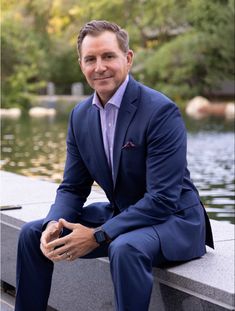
left=48, top=227, right=59, bottom=237
left=41, top=233, right=54, bottom=250
left=47, top=249, right=73, bottom=262
left=57, top=220, right=64, bottom=232
left=59, top=218, right=77, bottom=230
left=51, top=243, right=67, bottom=256
left=47, top=235, right=67, bottom=250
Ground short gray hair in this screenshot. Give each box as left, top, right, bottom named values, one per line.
left=77, top=20, right=129, bottom=56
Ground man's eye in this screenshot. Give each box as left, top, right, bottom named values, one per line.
left=105, top=54, right=115, bottom=59
left=85, top=58, right=95, bottom=63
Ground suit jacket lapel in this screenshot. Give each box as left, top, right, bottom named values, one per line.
left=88, top=105, right=113, bottom=193
left=113, top=78, right=139, bottom=187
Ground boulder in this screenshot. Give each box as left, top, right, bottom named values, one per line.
left=29, top=107, right=56, bottom=117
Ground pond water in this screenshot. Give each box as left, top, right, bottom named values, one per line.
left=1, top=111, right=234, bottom=224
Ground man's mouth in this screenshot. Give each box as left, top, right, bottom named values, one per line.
left=93, top=76, right=112, bottom=81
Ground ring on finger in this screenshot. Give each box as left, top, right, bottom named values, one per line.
left=66, top=252, right=72, bottom=259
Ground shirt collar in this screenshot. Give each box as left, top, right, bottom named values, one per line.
left=92, top=75, right=129, bottom=110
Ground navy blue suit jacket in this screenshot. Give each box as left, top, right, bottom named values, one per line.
left=44, top=76, right=214, bottom=261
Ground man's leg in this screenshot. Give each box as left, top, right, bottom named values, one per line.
left=108, top=226, right=166, bottom=311
left=15, top=219, right=53, bottom=311
left=15, top=203, right=111, bottom=311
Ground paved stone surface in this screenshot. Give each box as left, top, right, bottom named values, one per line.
left=0, top=171, right=58, bottom=205
left=0, top=170, right=107, bottom=223
left=210, top=220, right=235, bottom=242
left=0, top=287, right=56, bottom=311
left=1, top=289, right=14, bottom=311
left=155, top=240, right=235, bottom=307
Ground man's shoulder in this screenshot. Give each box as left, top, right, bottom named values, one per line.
left=69, top=95, right=94, bottom=120
left=73, top=95, right=93, bottom=112
left=129, top=76, right=174, bottom=106
left=140, top=83, right=171, bottom=103
left=135, top=81, right=177, bottom=115
left=67, top=95, right=94, bottom=127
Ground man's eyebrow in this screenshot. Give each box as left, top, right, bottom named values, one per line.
left=83, top=55, right=95, bottom=60
left=85, top=51, right=116, bottom=56
left=103, top=51, right=116, bottom=55
left=102, top=51, right=117, bottom=56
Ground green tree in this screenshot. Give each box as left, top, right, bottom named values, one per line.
left=188, top=0, right=235, bottom=91
left=1, top=0, right=234, bottom=108
left=134, top=0, right=234, bottom=99
left=1, top=12, right=48, bottom=108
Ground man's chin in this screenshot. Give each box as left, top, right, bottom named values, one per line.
left=94, top=78, right=113, bottom=87
left=95, top=84, right=115, bottom=95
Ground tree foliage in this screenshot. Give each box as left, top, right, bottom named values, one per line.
left=1, top=0, right=234, bottom=108
left=134, top=0, right=234, bottom=99
left=1, top=8, right=48, bottom=108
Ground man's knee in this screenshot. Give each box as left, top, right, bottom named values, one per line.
left=18, top=220, right=43, bottom=245
left=108, top=228, right=164, bottom=267
left=108, top=236, right=142, bottom=263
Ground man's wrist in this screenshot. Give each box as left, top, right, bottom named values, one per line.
left=93, top=226, right=111, bottom=245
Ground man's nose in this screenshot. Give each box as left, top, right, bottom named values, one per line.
left=95, top=59, right=106, bottom=73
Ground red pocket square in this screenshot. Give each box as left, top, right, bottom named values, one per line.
left=122, top=141, right=136, bottom=149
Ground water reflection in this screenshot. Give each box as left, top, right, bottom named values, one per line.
left=187, top=132, right=234, bottom=223
left=1, top=115, right=67, bottom=181
left=1, top=113, right=234, bottom=224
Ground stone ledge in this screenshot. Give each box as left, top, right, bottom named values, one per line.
left=1, top=171, right=234, bottom=311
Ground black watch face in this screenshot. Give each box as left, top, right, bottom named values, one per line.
left=95, top=230, right=106, bottom=244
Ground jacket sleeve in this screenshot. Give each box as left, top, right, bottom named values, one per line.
left=102, top=102, right=190, bottom=239
left=43, top=109, right=94, bottom=226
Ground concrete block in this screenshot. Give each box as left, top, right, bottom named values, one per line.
left=153, top=240, right=235, bottom=310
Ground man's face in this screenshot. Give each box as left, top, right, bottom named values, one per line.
left=80, top=31, right=133, bottom=105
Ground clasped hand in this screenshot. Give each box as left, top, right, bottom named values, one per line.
left=40, top=219, right=98, bottom=262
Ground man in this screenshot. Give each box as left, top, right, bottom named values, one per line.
left=15, top=20, right=214, bottom=311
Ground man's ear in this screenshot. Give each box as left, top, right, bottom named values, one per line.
left=78, top=58, right=84, bottom=73
left=127, top=50, right=134, bottom=67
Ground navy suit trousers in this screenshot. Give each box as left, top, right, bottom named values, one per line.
left=15, top=205, right=166, bottom=311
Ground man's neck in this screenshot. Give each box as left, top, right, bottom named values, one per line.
left=96, top=75, right=129, bottom=107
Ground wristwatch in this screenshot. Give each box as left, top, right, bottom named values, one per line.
left=93, top=226, right=110, bottom=245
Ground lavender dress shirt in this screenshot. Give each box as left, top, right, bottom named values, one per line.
left=92, top=75, right=129, bottom=180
